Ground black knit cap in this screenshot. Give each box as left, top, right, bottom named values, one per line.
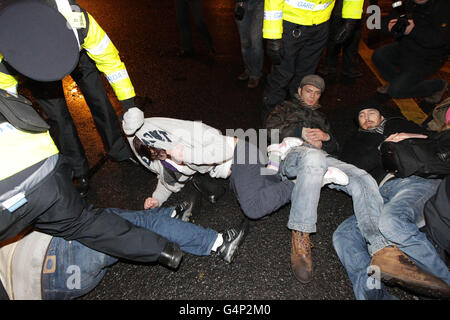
left=0, top=1, right=79, bottom=82
left=356, top=99, right=387, bottom=116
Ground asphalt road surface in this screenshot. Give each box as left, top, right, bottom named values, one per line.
left=42, top=0, right=448, bottom=303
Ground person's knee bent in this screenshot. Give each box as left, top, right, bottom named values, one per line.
left=239, top=199, right=266, bottom=220
left=283, top=148, right=326, bottom=178
left=345, top=167, right=378, bottom=197
left=372, top=46, right=389, bottom=70
left=378, top=207, right=413, bottom=244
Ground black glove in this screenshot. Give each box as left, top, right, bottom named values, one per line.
left=333, top=19, right=358, bottom=44
left=266, top=39, right=284, bottom=65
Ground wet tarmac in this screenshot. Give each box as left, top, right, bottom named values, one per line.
left=45, top=0, right=449, bottom=303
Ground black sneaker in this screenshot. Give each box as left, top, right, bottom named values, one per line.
left=173, top=200, right=194, bottom=222
left=216, top=219, right=249, bottom=263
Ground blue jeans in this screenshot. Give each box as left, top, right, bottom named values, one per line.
left=280, top=146, right=390, bottom=255
left=333, top=216, right=398, bottom=300
left=235, top=0, right=264, bottom=79
left=42, top=206, right=218, bottom=299
left=378, top=176, right=450, bottom=285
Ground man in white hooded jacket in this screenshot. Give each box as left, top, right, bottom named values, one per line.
left=128, top=117, right=236, bottom=208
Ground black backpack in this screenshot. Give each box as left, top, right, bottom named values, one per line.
left=380, top=130, right=450, bottom=179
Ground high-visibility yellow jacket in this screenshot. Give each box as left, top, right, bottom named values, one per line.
left=263, top=0, right=365, bottom=39
left=0, top=121, right=58, bottom=181
left=0, top=1, right=135, bottom=102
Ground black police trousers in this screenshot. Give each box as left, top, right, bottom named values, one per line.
left=174, top=0, right=213, bottom=52
left=30, top=51, right=132, bottom=178
left=325, top=14, right=362, bottom=74
left=262, top=20, right=329, bottom=120
left=0, top=156, right=168, bottom=263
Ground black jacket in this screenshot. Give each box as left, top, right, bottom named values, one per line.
left=423, top=175, right=450, bottom=264
left=265, top=95, right=339, bottom=155
left=384, top=0, right=450, bottom=64
left=340, top=117, right=428, bottom=184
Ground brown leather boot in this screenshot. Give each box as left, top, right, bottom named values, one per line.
left=291, top=230, right=313, bottom=284
left=369, top=246, right=450, bottom=298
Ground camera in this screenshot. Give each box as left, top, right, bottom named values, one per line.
left=235, top=2, right=245, bottom=21
left=390, top=1, right=411, bottom=38
left=391, top=15, right=410, bottom=37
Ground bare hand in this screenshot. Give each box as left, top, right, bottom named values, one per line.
left=404, top=19, right=415, bottom=35
left=305, top=128, right=329, bottom=142
left=144, top=197, right=159, bottom=209
left=388, top=19, right=398, bottom=32
left=384, top=132, right=427, bottom=143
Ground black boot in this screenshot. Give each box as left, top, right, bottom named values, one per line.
left=192, top=174, right=226, bottom=204
left=158, top=242, right=183, bottom=269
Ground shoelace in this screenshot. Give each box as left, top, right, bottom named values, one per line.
left=223, top=228, right=238, bottom=242
left=293, top=232, right=313, bottom=254
left=175, top=201, right=190, bottom=215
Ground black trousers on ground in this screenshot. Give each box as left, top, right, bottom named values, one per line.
left=0, top=157, right=167, bottom=263
left=174, top=0, right=213, bottom=52
left=229, top=140, right=294, bottom=220
left=262, top=20, right=329, bottom=120
left=30, top=51, right=132, bottom=178
left=372, top=42, right=447, bottom=99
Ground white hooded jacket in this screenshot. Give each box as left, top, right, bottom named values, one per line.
left=127, top=118, right=235, bottom=205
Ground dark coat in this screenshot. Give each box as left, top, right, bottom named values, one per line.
left=340, top=117, right=428, bottom=184
left=383, top=0, right=450, bottom=64
left=264, top=95, right=339, bottom=155
left=423, top=175, right=450, bottom=264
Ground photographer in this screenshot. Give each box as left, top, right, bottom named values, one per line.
left=234, top=0, right=264, bottom=88
left=372, top=0, right=450, bottom=109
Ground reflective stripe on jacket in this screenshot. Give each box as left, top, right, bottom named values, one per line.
left=81, top=13, right=135, bottom=101
left=263, top=0, right=364, bottom=39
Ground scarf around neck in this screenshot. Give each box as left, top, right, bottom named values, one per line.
left=359, top=118, right=387, bottom=135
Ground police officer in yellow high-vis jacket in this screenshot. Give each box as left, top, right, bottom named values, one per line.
left=0, top=0, right=145, bottom=196
left=261, top=0, right=365, bottom=122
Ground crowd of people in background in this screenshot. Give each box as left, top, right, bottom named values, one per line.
left=0, top=0, right=449, bottom=301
